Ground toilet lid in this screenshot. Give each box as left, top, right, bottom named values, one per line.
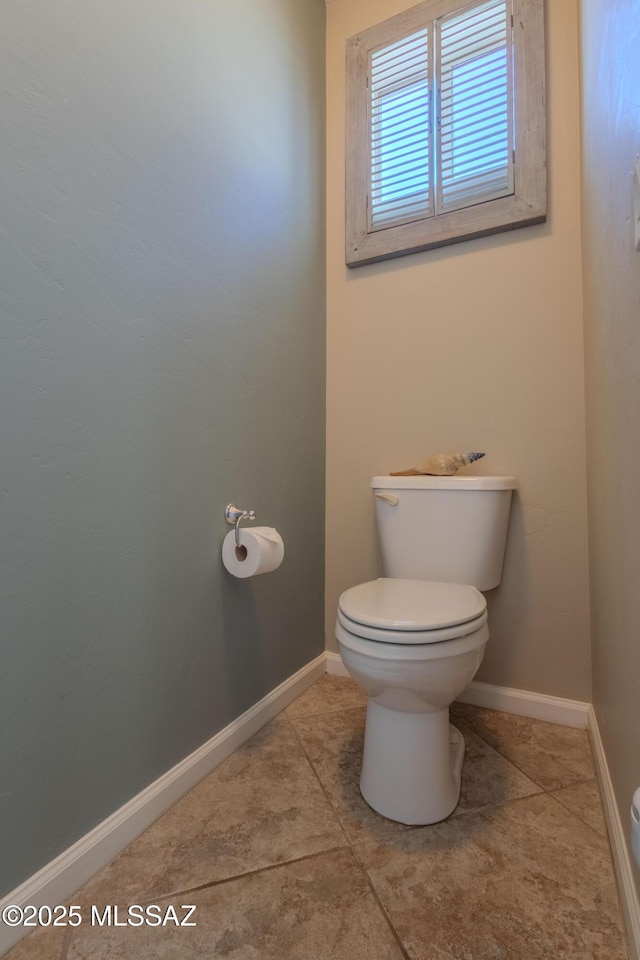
left=338, top=579, right=486, bottom=636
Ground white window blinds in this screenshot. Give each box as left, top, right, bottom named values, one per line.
left=368, top=0, right=513, bottom=231
left=438, top=0, right=513, bottom=212
left=370, top=30, right=431, bottom=229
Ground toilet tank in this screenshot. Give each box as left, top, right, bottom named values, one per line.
left=371, top=475, right=516, bottom=591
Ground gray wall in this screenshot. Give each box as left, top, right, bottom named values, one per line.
left=0, top=0, right=325, bottom=896
left=580, top=0, right=640, bottom=892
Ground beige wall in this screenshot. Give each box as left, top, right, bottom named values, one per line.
left=326, top=0, right=592, bottom=700
left=580, top=0, right=640, bottom=888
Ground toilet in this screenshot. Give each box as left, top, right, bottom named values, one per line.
left=335, top=474, right=516, bottom=826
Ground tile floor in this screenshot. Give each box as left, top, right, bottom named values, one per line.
left=6, top=675, right=630, bottom=960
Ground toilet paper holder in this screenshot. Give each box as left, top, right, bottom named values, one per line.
left=225, top=503, right=257, bottom=547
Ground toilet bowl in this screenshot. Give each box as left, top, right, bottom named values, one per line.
left=336, top=577, right=489, bottom=825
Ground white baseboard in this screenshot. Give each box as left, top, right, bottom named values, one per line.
left=325, top=650, right=350, bottom=677
left=327, top=651, right=589, bottom=728
left=589, top=706, right=640, bottom=960
left=456, top=679, right=589, bottom=728
left=0, top=653, right=326, bottom=958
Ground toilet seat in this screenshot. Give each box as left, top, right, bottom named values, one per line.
left=338, top=578, right=486, bottom=645
left=337, top=606, right=488, bottom=644
left=336, top=617, right=489, bottom=661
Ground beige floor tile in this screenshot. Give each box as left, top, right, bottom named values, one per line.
left=451, top=702, right=595, bottom=790
left=66, top=848, right=406, bottom=960
left=286, top=674, right=366, bottom=719
left=454, top=722, right=543, bottom=815
left=2, top=925, right=67, bottom=960
left=192, top=714, right=311, bottom=799
left=11, top=683, right=625, bottom=960
left=551, top=779, right=608, bottom=837
left=73, top=717, right=345, bottom=907
left=291, top=707, right=411, bottom=844
left=358, top=793, right=629, bottom=960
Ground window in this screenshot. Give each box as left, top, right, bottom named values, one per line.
left=346, top=0, right=545, bottom=266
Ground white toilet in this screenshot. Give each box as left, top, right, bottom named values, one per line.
left=335, top=474, right=516, bottom=826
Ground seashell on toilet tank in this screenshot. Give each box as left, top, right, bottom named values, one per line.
left=390, top=451, right=485, bottom=477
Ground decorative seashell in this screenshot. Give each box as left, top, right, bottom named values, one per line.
left=390, top=451, right=485, bottom=477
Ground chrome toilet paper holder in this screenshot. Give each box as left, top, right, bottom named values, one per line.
left=225, top=503, right=256, bottom=547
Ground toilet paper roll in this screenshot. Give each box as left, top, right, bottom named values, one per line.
left=222, top=526, right=284, bottom=578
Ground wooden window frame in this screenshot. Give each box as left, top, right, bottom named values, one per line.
left=345, top=0, right=546, bottom=267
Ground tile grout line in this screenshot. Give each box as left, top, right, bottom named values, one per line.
left=146, top=845, right=352, bottom=901
left=285, top=713, right=355, bottom=849
left=545, top=787, right=614, bottom=843
left=286, top=705, right=412, bottom=959
left=457, top=726, right=594, bottom=795
left=60, top=848, right=352, bottom=960
left=454, top=721, right=551, bottom=790
left=350, top=849, right=412, bottom=960
left=359, top=870, right=412, bottom=960
left=454, top=718, right=547, bottom=801
left=452, top=704, right=598, bottom=794
left=544, top=788, right=631, bottom=943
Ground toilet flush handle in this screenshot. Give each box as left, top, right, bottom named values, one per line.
left=374, top=491, right=399, bottom=506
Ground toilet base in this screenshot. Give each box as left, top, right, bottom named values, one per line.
left=359, top=700, right=465, bottom=825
